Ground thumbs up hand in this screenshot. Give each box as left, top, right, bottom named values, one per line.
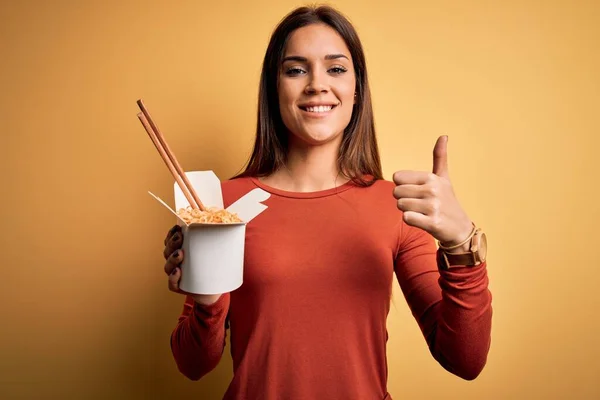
left=392, top=136, right=473, bottom=247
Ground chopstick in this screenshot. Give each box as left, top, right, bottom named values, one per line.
left=136, top=99, right=206, bottom=211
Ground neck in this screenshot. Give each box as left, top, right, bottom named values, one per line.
left=264, top=135, right=347, bottom=192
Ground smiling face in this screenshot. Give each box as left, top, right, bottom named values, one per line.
left=277, top=23, right=356, bottom=147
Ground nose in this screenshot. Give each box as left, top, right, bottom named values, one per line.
left=304, top=68, right=329, bottom=94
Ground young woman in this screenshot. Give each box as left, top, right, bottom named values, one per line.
left=162, top=5, right=492, bottom=400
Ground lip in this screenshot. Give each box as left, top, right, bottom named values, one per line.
left=298, top=102, right=340, bottom=108
left=298, top=102, right=339, bottom=118
left=299, top=106, right=336, bottom=118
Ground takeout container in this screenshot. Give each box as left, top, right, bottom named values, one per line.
left=149, top=170, right=270, bottom=295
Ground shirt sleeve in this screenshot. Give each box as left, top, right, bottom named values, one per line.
left=170, top=293, right=230, bottom=380
left=393, top=221, right=493, bottom=380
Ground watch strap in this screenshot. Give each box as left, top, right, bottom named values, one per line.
left=441, top=250, right=483, bottom=267
left=438, top=227, right=486, bottom=269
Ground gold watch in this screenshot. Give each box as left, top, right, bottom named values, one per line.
left=438, top=227, right=487, bottom=269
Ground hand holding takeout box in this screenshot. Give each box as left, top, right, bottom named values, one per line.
left=136, top=99, right=270, bottom=295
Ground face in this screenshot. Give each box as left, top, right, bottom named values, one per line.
left=277, top=23, right=356, bottom=147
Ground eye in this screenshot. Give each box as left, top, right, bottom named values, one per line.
left=284, top=67, right=306, bottom=76
left=329, top=66, right=348, bottom=74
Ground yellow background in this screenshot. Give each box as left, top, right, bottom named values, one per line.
left=1, top=0, right=598, bottom=399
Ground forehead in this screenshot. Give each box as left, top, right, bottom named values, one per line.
left=284, top=23, right=351, bottom=58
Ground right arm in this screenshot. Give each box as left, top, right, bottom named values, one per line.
left=170, top=293, right=230, bottom=381
left=162, top=224, right=229, bottom=381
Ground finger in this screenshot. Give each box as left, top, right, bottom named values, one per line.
left=392, top=171, right=433, bottom=186
left=164, top=249, right=184, bottom=276
left=163, top=230, right=184, bottom=260
left=164, top=225, right=182, bottom=246
left=168, top=267, right=182, bottom=293
left=402, top=211, right=432, bottom=231
left=432, top=135, right=450, bottom=178
left=397, top=198, right=433, bottom=215
left=393, top=184, right=426, bottom=200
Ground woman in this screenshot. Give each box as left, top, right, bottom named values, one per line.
left=163, top=5, right=492, bottom=400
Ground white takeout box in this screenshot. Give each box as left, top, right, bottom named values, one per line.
left=149, top=170, right=270, bottom=295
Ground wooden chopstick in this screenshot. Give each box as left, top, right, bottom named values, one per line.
left=136, top=100, right=206, bottom=211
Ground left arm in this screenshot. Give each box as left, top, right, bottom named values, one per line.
left=394, top=222, right=492, bottom=380
left=391, top=135, right=493, bottom=379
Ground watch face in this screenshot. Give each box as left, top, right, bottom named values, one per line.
left=478, top=232, right=488, bottom=261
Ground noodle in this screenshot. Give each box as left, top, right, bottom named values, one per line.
left=177, top=206, right=243, bottom=224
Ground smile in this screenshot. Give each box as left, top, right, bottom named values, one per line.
left=301, top=105, right=335, bottom=113
left=298, top=104, right=338, bottom=116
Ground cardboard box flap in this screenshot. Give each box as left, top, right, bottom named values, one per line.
left=148, top=170, right=270, bottom=226
left=147, top=191, right=188, bottom=226
left=226, top=188, right=270, bottom=223
left=174, top=171, right=223, bottom=211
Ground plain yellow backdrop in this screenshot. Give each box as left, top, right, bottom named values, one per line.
left=1, top=0, right=598, bottom=399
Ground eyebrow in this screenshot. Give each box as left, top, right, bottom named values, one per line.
left=282, top=54, right=350, bottom=63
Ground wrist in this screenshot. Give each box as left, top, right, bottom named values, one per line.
left=439, top=222, right=475, bottom=252
left=193, top=293, right=222, bottom=306
left=443, top=241, right=471, bottom=253
left=437, top=224, right=488, bottom=268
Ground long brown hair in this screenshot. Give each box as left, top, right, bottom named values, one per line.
left=233, top=5, right=383, bottom=186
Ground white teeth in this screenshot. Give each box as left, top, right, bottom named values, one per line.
left=305, top=105, right=333, bottom=113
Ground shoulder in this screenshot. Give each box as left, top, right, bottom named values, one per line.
left=347, top=177, right=402, bottom=222
left=359, top=179, right=436, bottom=255
left=351, top=178, right=396, bottom=204
left=362, top=178, right=395, bottom=193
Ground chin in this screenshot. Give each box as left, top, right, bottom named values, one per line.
left=292, top=128, right=343, bottom=146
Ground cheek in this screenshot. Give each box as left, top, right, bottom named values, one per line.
left=278, top=85, right=296, bottom=112
left=339, top=102, right=355, bottom=128
left=341, top=79, right=356, bottom=103
left=277, top=88, right=298, bottom=132
left=338, top=79, right=356, bottom=118
left=277, top=97, right=289, bottom=114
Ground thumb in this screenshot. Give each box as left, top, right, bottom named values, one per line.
left=432, top=135, right=450, bottom=178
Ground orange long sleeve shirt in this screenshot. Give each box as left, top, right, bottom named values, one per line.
left=170, top=177, right=493, bottom=400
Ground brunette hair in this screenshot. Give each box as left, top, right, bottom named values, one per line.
left=233, top=5, right=383, bottom=186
